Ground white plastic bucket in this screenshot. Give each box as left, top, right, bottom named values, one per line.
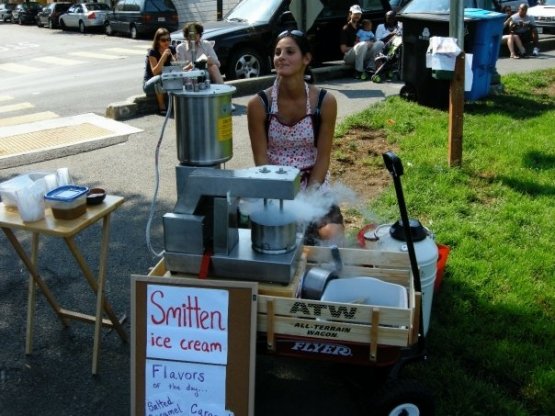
left=370, top=224, right=438, bottom=336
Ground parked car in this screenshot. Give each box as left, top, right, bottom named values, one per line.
left=59, top=2, right=111, bottom=33
left=0, top=3, right=15, bottom=22
left=36, top=2, right=73, bottom=29
left=528, top=0, right=555, bottom=34
left=12, top=2, right=41, bottom=25
left=105, top=0, right=179, bottom=39
left=170, top=0, right=392, bottom=80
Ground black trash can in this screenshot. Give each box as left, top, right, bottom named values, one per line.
left=398, top=9, right=504, bottom=109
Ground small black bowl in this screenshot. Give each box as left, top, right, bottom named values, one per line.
left=87, top=188, right=106, bottom=205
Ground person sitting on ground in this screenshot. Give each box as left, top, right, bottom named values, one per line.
left=356, top=19, right=376, bottom=43
left=340, top=4, right=384, bottom=80
left=508, top=3, right=540, bottom=56
left=247, top=30, right=344, bottom=245
left=502, top=5, right=526, bottom=59
left=176, top=22, right=224, bottom=84
left=375, top=10, right=403, bottom=45
left=143, top=28, right=176, bottom=116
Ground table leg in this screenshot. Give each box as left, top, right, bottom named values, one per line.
left=2, top=227, right=69, bottom=331
left=63, top=213, right=128, bottom=374
left=25, top=233, right=39, bottom=355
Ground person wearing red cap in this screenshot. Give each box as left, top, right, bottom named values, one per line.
left=340, top=4, right=385, bottom=80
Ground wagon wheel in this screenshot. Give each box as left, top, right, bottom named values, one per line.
left=367, top=379, right=435, bottom=416
left=371, top=74, right=382, bottom=83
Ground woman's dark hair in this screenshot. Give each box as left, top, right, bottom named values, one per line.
left=275, top=30, right=314, bottom=83
left=152, top=27, right=170, bottom=50
left=276, top=30, right=311, bottom=56
left=183, top=22, right=204, bottom=38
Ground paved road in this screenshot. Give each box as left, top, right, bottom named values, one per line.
left=0, top=40, right=554, bottom=416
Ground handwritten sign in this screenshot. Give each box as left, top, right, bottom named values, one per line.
left=147, top=285, right=229, bottom=364
left=145, top=359, right=228, bottom=416
left=132, top=275, right=257, bottom=416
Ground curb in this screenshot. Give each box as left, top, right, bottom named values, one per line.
left=105, top=63, right=352, bottom=121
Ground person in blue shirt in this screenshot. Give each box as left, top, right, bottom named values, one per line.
left=356, top=19, right=376, bottom=43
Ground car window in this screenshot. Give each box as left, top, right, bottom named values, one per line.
left=144, top=0, right=176, bottom=13
left=225, top=0, right=283, bottom=24
left=362, top=0, right=389, bottom=12
left=124, top=0, right=140, bottom=12
left=88, top=3, right=111, bottom=11
left=115, top=1, right=125, bottom=11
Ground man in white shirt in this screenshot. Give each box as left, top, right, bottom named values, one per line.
left=375, top=11, right=403, bottom=45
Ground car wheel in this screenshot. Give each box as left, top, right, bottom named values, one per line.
left=79, top=20, right=85, bottom=33
left=368, top=379, right=435, bottom=416
left=130, top=24, right=137, bottom=39
left=226, top=47, right=268, bottom=80
left=60, top=19, right=66, bottom=30
left=105, top=22, right=113, bottom=36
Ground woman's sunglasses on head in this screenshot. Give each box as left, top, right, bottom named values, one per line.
left=278, top=30, right=305, bottom=40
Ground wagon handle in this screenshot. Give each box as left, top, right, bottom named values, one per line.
left=382, top=151, right=421, bottom=292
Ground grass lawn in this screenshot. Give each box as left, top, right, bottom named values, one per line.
left=336, top=69, right=555, bottom=415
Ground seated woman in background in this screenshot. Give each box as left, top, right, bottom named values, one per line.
left=502, top=5, right=526, bottom=59
left=176, top=22, right=224, bottom=84
left=247, top=30, right=344, bottom=245
left=143, top=27, right=176, bottom=116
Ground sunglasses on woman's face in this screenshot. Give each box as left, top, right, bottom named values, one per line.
left=277, top=30, right=305, bottom=40
left=159, top=37, right=170, bottom=42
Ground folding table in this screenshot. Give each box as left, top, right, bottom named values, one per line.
left=0, top=195, right=128, bottom=374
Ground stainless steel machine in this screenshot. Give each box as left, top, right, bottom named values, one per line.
left=160, top=69, right=303, bottom=284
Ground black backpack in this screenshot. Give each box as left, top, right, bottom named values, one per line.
left=257, top=88, right=327, bottom=146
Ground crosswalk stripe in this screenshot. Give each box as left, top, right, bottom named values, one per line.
left=0, top=102, right=34, bottom=114
left=33, top=56, right=86, bottom=66
left=105, top=47, right=147, bottom=55
left=0, top=63, right=41, bottom=74
left=0, top=111, right=59, bottom=127
left=69, top=51, right=123, bottom=60
left=0, top=96, right=14, bottom=103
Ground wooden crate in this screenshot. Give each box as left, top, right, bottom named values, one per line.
left=258, top=246, right=419, bottom=361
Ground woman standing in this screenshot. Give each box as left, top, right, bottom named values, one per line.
left=143, top=28, right=176, bottom=115
left=247, top=30, right=344, bottom=245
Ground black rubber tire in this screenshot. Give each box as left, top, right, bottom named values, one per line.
left=368, top=379, right=435, bottom=416
left=79, top=20, right=85, bottom=33
left=225, top=47, right=268, bottom=80
left=60, top=19, right=67, bottom=30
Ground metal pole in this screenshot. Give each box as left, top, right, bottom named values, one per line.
left=448, top=0, right=464, bottom=167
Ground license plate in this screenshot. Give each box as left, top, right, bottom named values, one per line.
left=157, top=17, right=165, bottom=22
left=537, top=27, right=543, bottom=34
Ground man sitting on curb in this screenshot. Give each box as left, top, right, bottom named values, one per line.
left=508, top=3, right=540, bottom=56
left=340, top=4, right=384, bottom=80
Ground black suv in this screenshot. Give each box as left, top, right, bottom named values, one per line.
left=36, top=2, right=72, bottom=29
left=105, top=0, right=179, bottom=39
left=171, top=0, right=392, bottom=80
left=12, top=2, right=41, bottom=25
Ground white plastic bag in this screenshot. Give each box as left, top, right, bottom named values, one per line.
left=15, top=179, right=46, bottom=222
left=426, top=36, right=462, bottom=71
left=56, top=168, right=73, bottom=186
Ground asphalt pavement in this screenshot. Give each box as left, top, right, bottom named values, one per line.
left=1, top=41, right=554, bottom=416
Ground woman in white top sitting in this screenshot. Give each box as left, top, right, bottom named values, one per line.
left=176, top=22, right=224, bottom=84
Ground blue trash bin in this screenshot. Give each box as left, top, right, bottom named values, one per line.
left=464, top=8, right=505, bottom=101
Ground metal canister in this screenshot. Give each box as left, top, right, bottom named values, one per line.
left=173, top=84, right=236, bottom=166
